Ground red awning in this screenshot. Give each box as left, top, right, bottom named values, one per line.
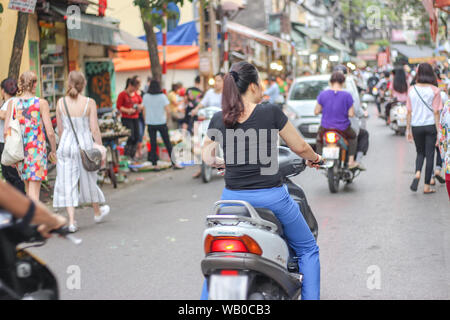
left=113, top=45, right=199, bottom=72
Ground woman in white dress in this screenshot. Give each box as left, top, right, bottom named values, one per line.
left=53, top=71, right=109, bottom=233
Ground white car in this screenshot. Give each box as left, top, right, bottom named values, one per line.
left=285, top=74, right=361, bottom=147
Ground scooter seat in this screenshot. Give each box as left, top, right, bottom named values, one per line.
left=217, top=206, right=284, bottom=236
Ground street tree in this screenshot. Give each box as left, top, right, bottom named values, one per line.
left=133, top=0, right=193, bottom=84
left=8, top=11, right=29, bottom=80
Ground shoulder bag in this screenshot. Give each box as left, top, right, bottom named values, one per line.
left=63, top=98, right=102, bottom=172
left=1, top=99, right=24, bottom=166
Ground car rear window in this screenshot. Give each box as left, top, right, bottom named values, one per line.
left=289, top=80, right=329, bottom=101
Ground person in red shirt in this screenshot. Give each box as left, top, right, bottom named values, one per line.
left=117, top=76, right=143, bottom=158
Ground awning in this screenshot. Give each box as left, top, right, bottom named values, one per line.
left=291, top=25, right=308, bottom=50
left=117, top=30, right=148, bottom=51
left=113, top=46, right=199, bottom=72
left=226, top=21, right=275, bottom=47
left=391, top=43, right=447, bottom=64
left=291, top=24, right=322, bottom=40
left=227, top=21, right=291, bottom=55
left=139, top=21, right=198, bottom=46
left=51, top=5, right=120, bottom=46
left=292, top=24, right=350, bottom=54
left=321, top=36, right=350, bottom=53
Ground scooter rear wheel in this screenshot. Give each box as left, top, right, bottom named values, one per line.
left=328, top=163, right=340, bottom=193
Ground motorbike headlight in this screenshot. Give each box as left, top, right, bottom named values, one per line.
left=397, top=107, right=406, bottom=114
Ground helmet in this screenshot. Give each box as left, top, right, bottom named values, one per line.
left=333, top=64, right=348, bottom=75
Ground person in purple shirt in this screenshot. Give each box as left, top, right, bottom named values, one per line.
left=314, top=71, right=360, bottom=169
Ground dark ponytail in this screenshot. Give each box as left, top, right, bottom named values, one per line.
left=125, top=75, right=140, bottom=90
left=222, top=62, right=259, bottom=128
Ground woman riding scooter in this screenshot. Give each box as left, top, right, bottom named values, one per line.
left=385, top=68, right=409, bottom=123
left=201, top=62, right=322, bottom=300
left=315, top=71, right=361, bottom=169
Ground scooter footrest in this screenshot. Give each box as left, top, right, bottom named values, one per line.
left=287, top=257, right=299, bottom=273
left=289, top=272, right=303, bottom=284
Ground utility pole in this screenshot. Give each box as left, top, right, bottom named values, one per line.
left=209, top=0, right=219, bottom=75
left=198, top=0, right=208, bottom=90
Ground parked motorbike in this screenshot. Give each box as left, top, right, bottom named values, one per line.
left=388, top=101, right=407, bottom=135
left=320, top=130, right=362, bottom=193
left=201, top=146, right=319, bottom=300
left=0, top=210, right=80, bottom=300
left=197, top=106, right=223, bottom=183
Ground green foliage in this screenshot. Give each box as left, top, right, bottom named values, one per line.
left=374, top=39, right=390, bottom=47
left=0, top=3, right=3, bottom=14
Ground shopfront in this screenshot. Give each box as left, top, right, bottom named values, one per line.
left=38, top=19, right=67, bottom=111
left=34, top=2, right=120, bottom=111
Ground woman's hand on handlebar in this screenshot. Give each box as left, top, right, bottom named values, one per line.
left=37, top=213, right=67, bottom=239
left=306, top=154, right=323, bottom=169
left=212, top=157, right=225, bottom=169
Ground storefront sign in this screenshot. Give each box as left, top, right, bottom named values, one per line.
left=85, top=61, right=115, bottom=109
left=8, top=0, right=37, bottom=13
left=199, top=52, right=211, bottom=76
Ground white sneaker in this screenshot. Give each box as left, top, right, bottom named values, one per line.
left=68, top=224, right=78, bottom=233
left=94, top=205, right=110, bottom=223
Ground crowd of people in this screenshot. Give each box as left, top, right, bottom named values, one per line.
left=352, top=61, right=450, bottom=199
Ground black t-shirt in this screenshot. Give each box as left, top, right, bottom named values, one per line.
left=207, top=103, right=288, bottom=190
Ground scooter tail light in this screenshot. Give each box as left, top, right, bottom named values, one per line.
left=241, top=235, right=263, bottom=256
left=204, top=235, right=262, bottom=256
left=220, top=270, right=239, bottom=276
left=211, top=238, right=248, bottom=253
left=325, top=132, right=338, bottom=144
left=204, top=234, right=214, bottom=254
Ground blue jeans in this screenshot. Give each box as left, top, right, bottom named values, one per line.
left=201, top=185, right=320, bottom=300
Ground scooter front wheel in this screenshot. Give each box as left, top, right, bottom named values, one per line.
left=201, top=161, right=212, bottom=183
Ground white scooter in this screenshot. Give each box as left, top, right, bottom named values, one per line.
left=389, top=101, right=407, bottom=135
left=201, top=147, right=319, bottom=300
left=197, top=106, right=223, bottom=183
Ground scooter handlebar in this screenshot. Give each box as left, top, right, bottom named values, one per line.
left=28, top=226, right=82, bottom=245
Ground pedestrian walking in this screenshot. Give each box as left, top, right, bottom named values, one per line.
left=431, top=68, right=448, bottom=186
left=3, top=71, right=57, bottom=202
left=167, top=83, right=184, bottom=130
left=439, top=100, right=450, bottom=200
left=0, top=78, right=25, bottom=193
left=263, top=76, right=281, bottom=104
left=134, top=76, right=145, bottom=160
left=143, top=79, right=183, bottom=169
left=117, top=76, right=143, bottom=159
left=406, top=63, right=442, bottom=194
left=53, top=71, right=109, bottom=233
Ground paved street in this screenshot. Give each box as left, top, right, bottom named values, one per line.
left=32, top=104, right=450, bottom=300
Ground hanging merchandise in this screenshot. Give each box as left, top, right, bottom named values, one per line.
left=98, top=0, right=107, bottom=17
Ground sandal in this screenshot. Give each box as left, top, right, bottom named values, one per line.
left=435, top=174, right=446, bottom=184
left=348, top=162, right=360, bottom=170
left=410, top=178, right=420, bottom=192
left=423, top=189, right=436, bottom=194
